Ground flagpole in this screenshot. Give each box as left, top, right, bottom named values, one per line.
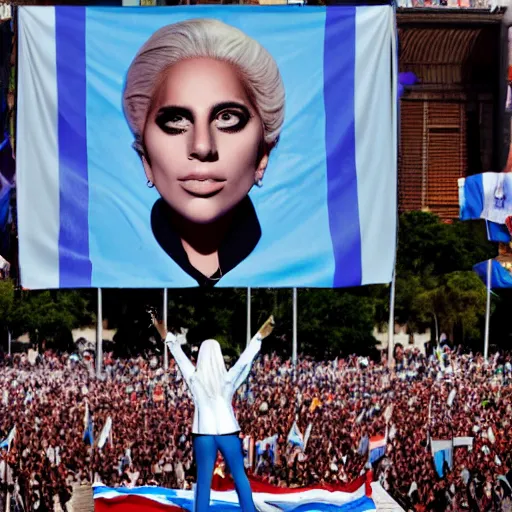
left=387, top=271, right=396, bottom=368
left=163, top=288, right=169, bottom=371
left=292, top=288, right=298, bottom=375
left=484, top=258, right=492, bottom=363
left=95, top=288, right=103, bottom=379
left=246, top=287, right=251, bottom=347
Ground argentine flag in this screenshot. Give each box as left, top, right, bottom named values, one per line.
left=17, top=4, right=397, bottom=290
left=459, top=174, right=512, bottom=242
left=473, top=259, right=512, bottom=289
left=431, top=440, right=453, bottom=478
left=0, top=425, right=16, bottom=451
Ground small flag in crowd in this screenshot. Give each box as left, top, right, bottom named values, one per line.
left=369, top=434, right=386, bottom=463
left=358, top=434, right=369, bottom=456
left=287, top=422, right=304, bottom=449
left=447, top=388, right=457, bottom=408
left=242, top=436, right=254, bottom=469
left=383, top=405, right=393, bottom=424
left=83, top=403, right=94, bottom=446
left=431, top=440, right=453, bottom=478
left=303, top=423, right=313, bottom=451
left=0, top=425, right=16, bottom=451
left=453, top=437, right=473, bottom=448
left=256, top=434, right=278, bottom=465
left=97, top=416, right=112, bottom=449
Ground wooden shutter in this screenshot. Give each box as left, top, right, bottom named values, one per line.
left=425, top=102, right=466, bottom=220
left=398, top=100, right=424, bottom=213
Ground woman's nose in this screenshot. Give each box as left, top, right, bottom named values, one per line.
left=189, top=122, right=218, bottom=162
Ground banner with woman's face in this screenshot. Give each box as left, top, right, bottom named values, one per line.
left=17, top=6, right=397, bottom=289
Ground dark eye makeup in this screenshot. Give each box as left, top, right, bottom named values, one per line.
left=155, top=102, right=252, bottom=136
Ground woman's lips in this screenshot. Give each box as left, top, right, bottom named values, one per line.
left=179, top=179, right=225, bottom=197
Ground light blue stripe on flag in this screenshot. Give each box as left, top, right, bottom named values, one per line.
left=85, top=6, right=335, bottom=288
left=433, top=449, right=452, bottom=478
left=474, top=259, right=512, bottom=289
left=369, top=446, right=385, bottom=463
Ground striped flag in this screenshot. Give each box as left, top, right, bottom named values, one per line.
left=255, top=434, right=278, bottom=465
left=0, top=425, right=16, bottom=451
left=93, top=475, right=378, bottom=512
left=431, top=440, right=453, bottom=478
left=242, top=436, right=254, bottom=470
left=287, top=421, right=304, bottom=449
left=473, top=259, right=512, bottom=289
left=17, top=5, right=397, bottom=290
left=83, top=403, right=94, bottom=446
left=369, top=434, right=386, bottom=464
left=459, top=174, right=512, bottom=242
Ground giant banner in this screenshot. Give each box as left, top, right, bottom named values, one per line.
left=17, top=6, right=397, bottom=289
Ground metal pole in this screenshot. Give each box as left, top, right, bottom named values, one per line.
left=7, top=330, right=11, bottom=357
left=246, top=287, right=251, bottom=346
left=163, top=288, right=169, bottom=370
left=484, top=258, right=492, bottom=362
left=387, top=272, right=396, bottom=368
left=292, top=288, right=298, bottom=371
left=96, top=288, right=103, bottom=379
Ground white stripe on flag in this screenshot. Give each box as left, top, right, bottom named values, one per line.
left=17, top=7, right=60, bottom=289
left=354, top=6, right=397, bottom=285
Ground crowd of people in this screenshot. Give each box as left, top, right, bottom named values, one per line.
left=0, top=344, right=511, bottom=511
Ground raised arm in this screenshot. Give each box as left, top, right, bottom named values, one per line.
left=226, top=334, right=262, bottom=391
left=226, top=316, right=275, bottom=390
left=165, top=333, right=195, bottom=384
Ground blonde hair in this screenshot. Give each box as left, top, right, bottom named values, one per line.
left=123, top=18, right=285, bottom=155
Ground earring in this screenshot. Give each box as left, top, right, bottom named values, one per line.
left=255, top=179, right=263, bottom=188
left=147, top=180, right=155, bottom=189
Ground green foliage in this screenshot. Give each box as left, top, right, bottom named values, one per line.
left=9, top=290, right=92, bottom=350
left=0, top=279, right=14, bottom=325
left=296, top=289, right=378, bottom=358
left=415, top=271, right=488, bottom=340
left=397, top=211, right=495, bottom=277
left=394, top=211, right=496, bottom=344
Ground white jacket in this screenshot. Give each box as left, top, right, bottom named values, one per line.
left=167, top=333, right=262, bottom=435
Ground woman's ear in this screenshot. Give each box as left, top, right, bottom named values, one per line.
left=142, top=156, right=154, bottom=184
left=256, top=154, right=269, bottom=182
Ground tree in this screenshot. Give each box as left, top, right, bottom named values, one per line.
left=393, top=211, right=496, bottom=345
left=0, top=279, right=14, bottom=326
left=296, top=289, right=379, bottom=359
left=10, top=290, right=93, bottom=351
left=0, top=280, right=14, bottom=351
left=415, top=271, right=488, bottom=342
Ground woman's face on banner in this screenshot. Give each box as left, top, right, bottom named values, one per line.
left=143, top=57, right=268, bottom=225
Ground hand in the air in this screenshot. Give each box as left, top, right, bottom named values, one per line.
left=165, top=333, right=177, bottom=346
left=257, top=315, right=275, bottom=340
